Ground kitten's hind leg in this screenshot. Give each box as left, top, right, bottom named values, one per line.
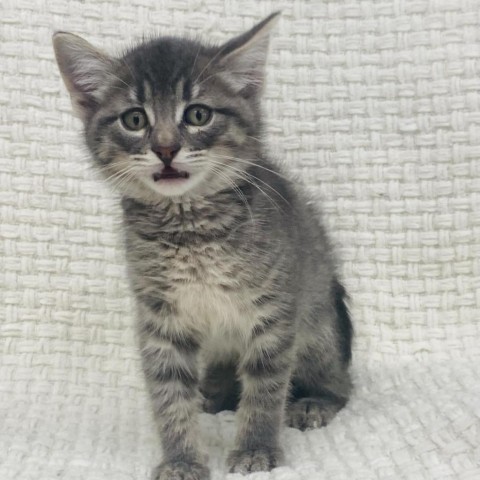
left=200, top=361, right=241, bottom=414
left=287, top=348, right=352, bottom=431
left=287, top=358, right=352, bottom=430
left=286, top=390, right=348, bottom=431
left=287, top=280, right=353, bottom=431
left=286, top=342, right=352, bottom=430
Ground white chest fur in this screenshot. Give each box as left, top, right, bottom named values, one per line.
left=155, top=241, right=262, bottom=358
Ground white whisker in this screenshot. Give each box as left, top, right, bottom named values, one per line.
left=206, top=158, right=289, bottom=212
left=209, top=165, right=256, bottom=234
left=209, top=153, right=290, bottom=182
left=193, top=43, right=229, bottom=85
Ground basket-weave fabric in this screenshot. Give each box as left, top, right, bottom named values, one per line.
left=1, top=1, right=479, bottom=479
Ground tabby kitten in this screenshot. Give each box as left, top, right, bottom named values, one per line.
left=53, top=12, right=352, bottom=480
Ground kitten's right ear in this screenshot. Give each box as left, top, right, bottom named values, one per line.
left=52, top=32, right=115, bottom=120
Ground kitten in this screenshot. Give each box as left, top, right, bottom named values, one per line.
left=53, top=12, right=352, bottom=480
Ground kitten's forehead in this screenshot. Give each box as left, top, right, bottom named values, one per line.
left=135, top=77, right=186, bottom=127
left=122, top=39, right=214, bottom=129
left=124, top=37, right=209, bottom=99
left=143, top=80, right=153, bottom=103
left=142, top=81, right=156, bottom=125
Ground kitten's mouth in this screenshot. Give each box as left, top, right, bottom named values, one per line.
left=153, top=166, right=190, bottom=182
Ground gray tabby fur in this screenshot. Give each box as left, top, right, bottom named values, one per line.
left=53, top=12, right=353, bottom=480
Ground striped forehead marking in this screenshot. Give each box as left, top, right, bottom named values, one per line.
left=143, top=81, right=156, bottom=126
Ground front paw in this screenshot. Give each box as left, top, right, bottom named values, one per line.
left=152, top=460, right=210, bottom=480
left=227, top=446, right=284, bottom=474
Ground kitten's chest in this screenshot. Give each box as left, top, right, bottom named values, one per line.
left=132, top=237, right=259, bottom=335
left=167, top=243, right=261, bottom=357
left=165, top=242, right=239, bottom=287
left=123, top=197, right=265, bottom=343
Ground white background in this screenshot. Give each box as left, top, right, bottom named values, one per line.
left=1, top=1, right=479, bottom=479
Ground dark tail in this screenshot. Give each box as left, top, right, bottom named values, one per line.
left=332, top=279, right=353, bottom=364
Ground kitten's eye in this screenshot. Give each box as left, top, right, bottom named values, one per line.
left=184, top=105, right=212, bottom=127
left=121, top=109, right=148, bottom=131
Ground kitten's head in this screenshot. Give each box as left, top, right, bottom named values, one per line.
left=53, top=13, right=279, bottom=202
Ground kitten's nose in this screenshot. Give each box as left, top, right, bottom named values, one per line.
left=152, top=143, right=181, bottom=166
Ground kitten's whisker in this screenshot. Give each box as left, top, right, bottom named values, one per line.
left=121, top=58, right=137, bottom=86
left=193, top=43, right=230, bottom=85
left=195, top=71, right=222, bottom=88
left=109, top=174, right=134, bottom=192
left=102, top=168, right=132, bottom=185
left=207, top=158, right=289, bottom=212
left=113, top=170, right=138, bottom=192
left=212, top=157, right=293, bottom=207
left=101, top=85, right=132, bottom=94
left=196, top=69, right=260, bottom=88
left=209, top=166, right=256, bottom=232
left=240, top=175, right=283, bottom=214
left=104, top=165, right=139, bottom=189
left=108, top=174, right=131, bottom=192
left=207, top=158, right=279, bottom=207
left=211, top=166, right=282, bottom=215
left=100, top=163, right=137, bottom=182
left=97, top=160, right=135, bottom=175
left=97, top=158, right=134, bottom=167
left=189, top=45, right=202, bottom=79
left=209, top=153, right=290, bottom=182
left=106, top=70, right=133, bottom=90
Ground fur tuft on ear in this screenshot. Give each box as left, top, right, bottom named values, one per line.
left=216, top=12, right=280, bottom=97
left=52, top=32, right=115, bottom=120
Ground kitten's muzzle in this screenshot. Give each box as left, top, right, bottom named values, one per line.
left=152, top=143, right=181, bottom=167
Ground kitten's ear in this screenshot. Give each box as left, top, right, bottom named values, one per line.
left=217, top=11, right=280, bottom=97
left=52, top=32, right=115, bottom=120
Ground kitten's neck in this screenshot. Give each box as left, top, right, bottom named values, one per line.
left=121, top=185, right=251, bottom=240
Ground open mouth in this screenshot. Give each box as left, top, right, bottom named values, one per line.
left=152, top=166, right=190, bottom=182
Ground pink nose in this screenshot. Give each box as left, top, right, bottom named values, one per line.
left=152, top=143, right=181, bottom=166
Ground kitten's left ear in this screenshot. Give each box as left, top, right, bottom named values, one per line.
left=217, top=11, right=280, bottom=97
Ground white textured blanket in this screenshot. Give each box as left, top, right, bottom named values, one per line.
left=1, top=1, right=479, bottom=479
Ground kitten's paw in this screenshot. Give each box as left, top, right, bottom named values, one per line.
left=286, top=397, right=341, bottom=431
left=152, top=460, right=210, bottom=480
left=227, top=446, right=283, bottom=474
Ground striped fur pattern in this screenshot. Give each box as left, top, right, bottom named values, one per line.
left=53, top=12, right=353, bottom=480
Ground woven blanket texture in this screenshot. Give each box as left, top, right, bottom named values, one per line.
left=1, top=0, right=479, bottom=479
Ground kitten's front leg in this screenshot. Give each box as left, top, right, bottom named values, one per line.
left=138, top=305, right=209, bottom=480
left=228, top=319, right=295, bottom=474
